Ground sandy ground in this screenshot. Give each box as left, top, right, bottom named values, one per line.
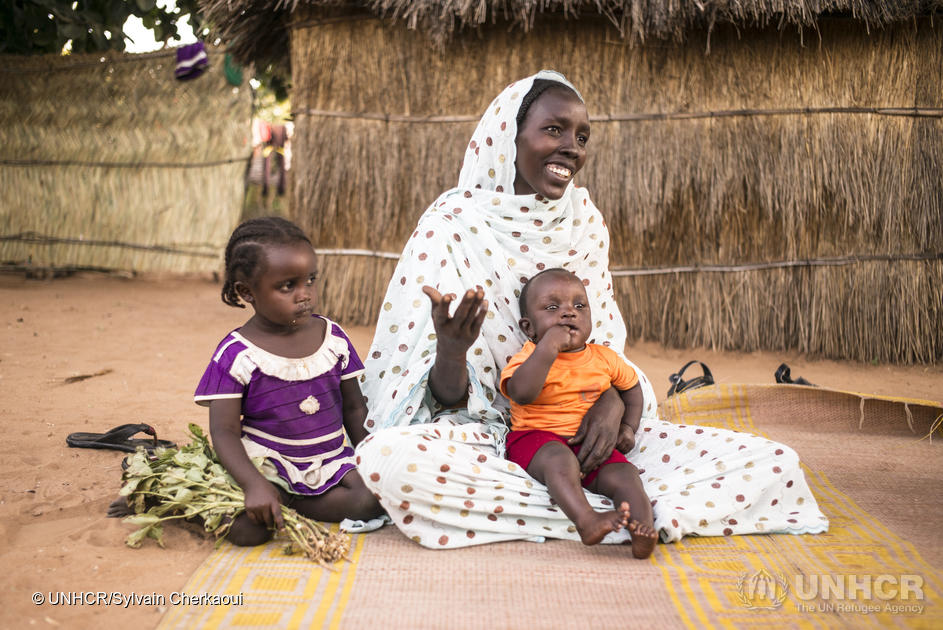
left=2, top=273, right=940, bottom=629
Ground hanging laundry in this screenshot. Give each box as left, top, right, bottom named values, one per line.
left=175, top=42, right=209, bottom=80
left=224, top=53, right=244, bottom=86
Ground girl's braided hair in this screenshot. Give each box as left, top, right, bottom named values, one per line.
left=516, top=79, right=581, bottom=130
left=221, top=216, right=312, bottom=308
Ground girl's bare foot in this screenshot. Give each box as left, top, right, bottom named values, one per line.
left=575, top=501, right=630, bottom=545
left=107, top=496, right=131, bottom=518
left=628, top=520, right=658, bottom=559
left=107, top=493, right=159, bottom=518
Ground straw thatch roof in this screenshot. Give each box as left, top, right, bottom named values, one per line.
left=201, top=0, right=941, bottom=67
left=281, top=15, right=942, bottom=364
left=201, top=0, right=942, bottom=364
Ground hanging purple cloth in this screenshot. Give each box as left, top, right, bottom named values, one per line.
left=175, top=42, right=208, bottom=80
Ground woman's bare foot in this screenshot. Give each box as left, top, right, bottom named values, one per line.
left=628, top=520, right=658, bottom=559
left=575, top=501, right=630, bottom=545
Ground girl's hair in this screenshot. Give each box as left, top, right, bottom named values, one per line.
left=516, top=79, right=581, bottom=130
left=221, top=216, right=312, bottom=308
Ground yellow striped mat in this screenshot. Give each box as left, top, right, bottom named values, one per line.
left=159, top=384, right=942, bottom=629
left=654, top=384, right=942, bottom=629
left=157, top=527, right=368, bottom=629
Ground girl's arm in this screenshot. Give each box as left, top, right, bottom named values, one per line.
left=615, top=383, right=644, bottom=453
left=340, top=378, right=369, bottom=446
left=208, top=398, right=285, bottom=530
left=423, top=286, right=488, bottom=407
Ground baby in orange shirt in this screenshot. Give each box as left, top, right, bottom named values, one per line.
left=500, top=268, right=657, bottom=558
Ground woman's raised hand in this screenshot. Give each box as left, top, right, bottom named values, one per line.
left=422, top=286, right=489, bottom=407
left=422, top=286, right=489, bottom=358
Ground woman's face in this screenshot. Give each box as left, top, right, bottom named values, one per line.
left=513, top=87, right=590, bottom=199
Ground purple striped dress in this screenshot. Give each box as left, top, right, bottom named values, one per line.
left=194, top=316, right=364, bottom=495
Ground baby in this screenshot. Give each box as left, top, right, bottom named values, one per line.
left=500, top=268, right=657, bottom=558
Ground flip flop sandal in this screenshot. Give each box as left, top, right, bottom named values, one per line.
left=120, top=450, right=162, bottom=471
left=667, top=360, right=715, bottom=398
left=775, top=363, right=815, bottom=386
left=66, top=423, right=176, bottom=454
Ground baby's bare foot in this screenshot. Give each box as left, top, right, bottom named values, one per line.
left=628, top=520, right=657, bottom=559
left=576, top=501, right=630, bottom=545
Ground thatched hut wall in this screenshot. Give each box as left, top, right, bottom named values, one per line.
left=0, top=47, right=252, bottom=274
left=289, top=12, right=942, bottom=363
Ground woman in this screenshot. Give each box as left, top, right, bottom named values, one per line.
left=356, top=70, right=828, bottom=548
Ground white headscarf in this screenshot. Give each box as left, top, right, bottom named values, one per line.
left=361, top=70, right=658, bottom=441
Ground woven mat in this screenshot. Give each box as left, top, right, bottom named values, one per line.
left=158, top=385, right=943, bottom=629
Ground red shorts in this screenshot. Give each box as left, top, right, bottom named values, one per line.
left=505, top=429, right=628, bottom=488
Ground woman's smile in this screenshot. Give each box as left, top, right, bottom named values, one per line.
left=547, top=163, right=572, bottom=179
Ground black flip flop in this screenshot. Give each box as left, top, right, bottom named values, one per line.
left=66, top=423, right=176, bottom=454
left=774, top=363, right=815, bottom=387
left=667, top=360, right=715, bottom=398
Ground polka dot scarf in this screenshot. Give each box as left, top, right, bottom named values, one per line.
left=361, top=70, right=658, bottom=442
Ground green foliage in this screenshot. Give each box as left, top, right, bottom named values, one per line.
left=0, top=0, right=291, bottom=100
left=119, top=423, right=351, bottom=566
left=0, top=0, right=204, bottom=55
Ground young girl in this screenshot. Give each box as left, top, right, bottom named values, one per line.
left=194, top=216, right=383, bottom=546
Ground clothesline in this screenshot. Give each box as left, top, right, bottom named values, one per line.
left=0, top=48, right=178, bottom=73
left=316, top=249, right=942, bottom=274
left=291, top=105, right=943, bottom=123
left=0, top=232, right=217, bottom=258
left=609, top=252, right=943, bottom=276
left=5, top=234, right=938, bottom=271
left=316, top=248, right=401, bottom=260
left=0, top=156, right=248, bottom=169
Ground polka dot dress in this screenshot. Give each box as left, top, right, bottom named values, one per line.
left=356, top=415, right=827, bottom=548
left=357, top=71, right=827, bottom=548
left=356, top=417, right=630, bottom=548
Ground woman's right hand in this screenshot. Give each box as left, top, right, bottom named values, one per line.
left=422, top=286, right=489, bottom=358
left=423, top=286, right=489, bottom=406
left=243, top=479, right=285, bottom=530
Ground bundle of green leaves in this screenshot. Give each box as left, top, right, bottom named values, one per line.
left=120, top=423, right=350, bottom=568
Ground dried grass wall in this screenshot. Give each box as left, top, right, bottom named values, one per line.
left=290, top=13, right=942, bottom=363
left=0, top=47, right=252, bottom=274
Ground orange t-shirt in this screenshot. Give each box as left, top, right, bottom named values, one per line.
left=499, top=342, right=639, bottom=435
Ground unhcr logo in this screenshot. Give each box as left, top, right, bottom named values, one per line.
left=793, top=573, right=924, bottom=602
left=736, top=570, right=927, bottom=614
left=737, top=569, right=789, bottom=610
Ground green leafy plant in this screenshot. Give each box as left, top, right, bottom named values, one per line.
left=120, top=423, right=351, bottom=568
